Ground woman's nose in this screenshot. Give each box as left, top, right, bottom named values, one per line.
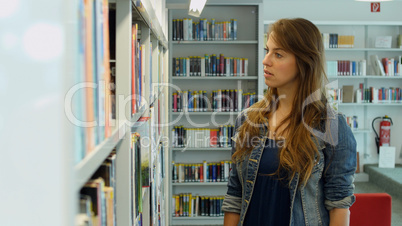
left=263, top=53, right=272, bottom=67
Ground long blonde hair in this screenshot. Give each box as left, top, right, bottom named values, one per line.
left=233, top=18, right=328, bottom=186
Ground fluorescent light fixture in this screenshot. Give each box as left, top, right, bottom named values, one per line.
left=188, top=0, right=207, bottom=17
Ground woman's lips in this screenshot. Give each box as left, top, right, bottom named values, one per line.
left=264, top=70, right=273, bottom=78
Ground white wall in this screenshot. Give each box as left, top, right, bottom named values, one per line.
left=263, top=0, right=402, bottom=22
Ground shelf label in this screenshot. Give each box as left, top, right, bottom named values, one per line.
left=371, top=2, right=380, bottom=12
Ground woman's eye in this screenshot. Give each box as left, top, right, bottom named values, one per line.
left=275, top=53, right=282, bottom=58
left=264, top=48, right=269, bottom=55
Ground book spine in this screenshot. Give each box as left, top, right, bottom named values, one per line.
left=186, top=57, right=190, bottom=77
left=188, top=18, right=192, bottom=41
left=223, top=21, right=226, bottom=41
left=183, top=18, right=188, bottom=41
left=211, top=19, right=215, bottom=41
left=233, top=19, right=237, bottom=40
left=228, top=21, right=231, bottom=41
left=180, top=19, right=183, bottom=40
left=238, top=89, right=243, bottom=111
left=203, top=161, right=207, bottom=183
left=219, top=54, right=224, bottom=76
left=173, top=92, right=177, bottom=112
left=204, top=19, right=208, bottom=41
left=173, top=19, right=176, bottom=41
left=237, top=58, right=240, bottom=77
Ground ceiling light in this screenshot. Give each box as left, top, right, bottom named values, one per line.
left=188, top=0, right=207, bottom=17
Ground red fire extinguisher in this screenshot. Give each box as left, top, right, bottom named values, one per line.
left=372, top=115, right=393, bottom=153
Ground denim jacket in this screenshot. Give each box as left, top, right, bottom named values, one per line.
left=222, top=109, right=357, bottom=226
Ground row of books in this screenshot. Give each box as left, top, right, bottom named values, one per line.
left=345, top=115, right=359, bottom=131
left=76, top=127, right=160, bottom=226
left=172, top=89, right=257, bottom=112
left=132, top=23, right=156, bottom=115
left=131, top=133, right=143, bottom=222
left=356, top=87, right=401, bottom=103
left=131, top=117, right=166, bottom=226
left=172, top=55, right=248, bottom=77
left=322, top=33, right=355, bottom=48
left=172, top=18, right=237, bottom=41
left=327, top=86, right=402, bottom=103
left=172, top=194, right=225, bottom=218
left=371, top=55, right=402, bottom=76
left=75, top=0, right=112, bottom=162
left=172, top=125, right=235, bottom=148
left=78, top=151, right=116, bottom=226
left=326, top=60, right=367, bottom=76
left=172, top=160, right=232, bottom=183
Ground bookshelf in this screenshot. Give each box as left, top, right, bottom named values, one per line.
left=263, top=20, right=402, bottom=180
left=112, top=0, right=169, bottom=225
left=2, top=0, right=169, bottom=225
left=168, top=3, right=263, bottom=225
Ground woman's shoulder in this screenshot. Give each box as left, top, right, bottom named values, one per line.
left=319, top=107, right=348, bottom=126
left=314, top=109, right=353, bottom=147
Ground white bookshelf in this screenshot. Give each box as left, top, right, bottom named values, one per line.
left=325, top=48, right=402, bottom=52
left=168, top=3, right=263, bottom=225
left=263, top=20, right=402, bottom=180
left=172, top=76, right=258, bottom=80
left=74, top=123, right=126, bottom=192
left=172, top=147, right=232, bottom=152
left=338, top=103, right=402, bottom=106
left=328, top=76, right=402, bottom=79
left=172, top=40, right=258, bottom=44
left=69, top=0, right=166, bottom=225
left=172, top=217, right=225, bottom=226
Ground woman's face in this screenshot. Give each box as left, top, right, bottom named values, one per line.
left=262, top=34, right=299, bottom=91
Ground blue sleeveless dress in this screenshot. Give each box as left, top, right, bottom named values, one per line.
left=243, top=138, right=291, bottom=225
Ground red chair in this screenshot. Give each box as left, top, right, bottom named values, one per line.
left=350, top=193, right=392, bottom=226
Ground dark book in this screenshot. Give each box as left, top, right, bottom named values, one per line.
left=91, top=162, right=112, bottom=186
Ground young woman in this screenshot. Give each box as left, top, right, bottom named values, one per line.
left=222, top=18, right=357, bottom=226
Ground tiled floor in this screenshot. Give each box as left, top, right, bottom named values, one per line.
left=355, top=182, right=402, bottom=226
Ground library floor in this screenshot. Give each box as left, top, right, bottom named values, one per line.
left=354, top=181, right=402, bottom=226
left=354, top=164, right=402, bottom=226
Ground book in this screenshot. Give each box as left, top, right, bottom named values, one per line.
left=80, top=178, right=106, bottom=226
left=84, top=0, right=96, bottom=153
left=131, top=132, right=142, bottom=217
left=78, top=195, right=93, bottom=226
left=74, top=0, right=87, bottom=163
left=102, top=0, right=112, bottom=138
left=370, top=55, right=385, bottom=76
left=132, top=23, right=138, bottom=114
left=132, top=117, right=151, bottom=187
left=103, top=187, right=115, bottom=226
left=397, top=34, right=402, bottom=48
left=73, top=0, right=112, bottom=161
